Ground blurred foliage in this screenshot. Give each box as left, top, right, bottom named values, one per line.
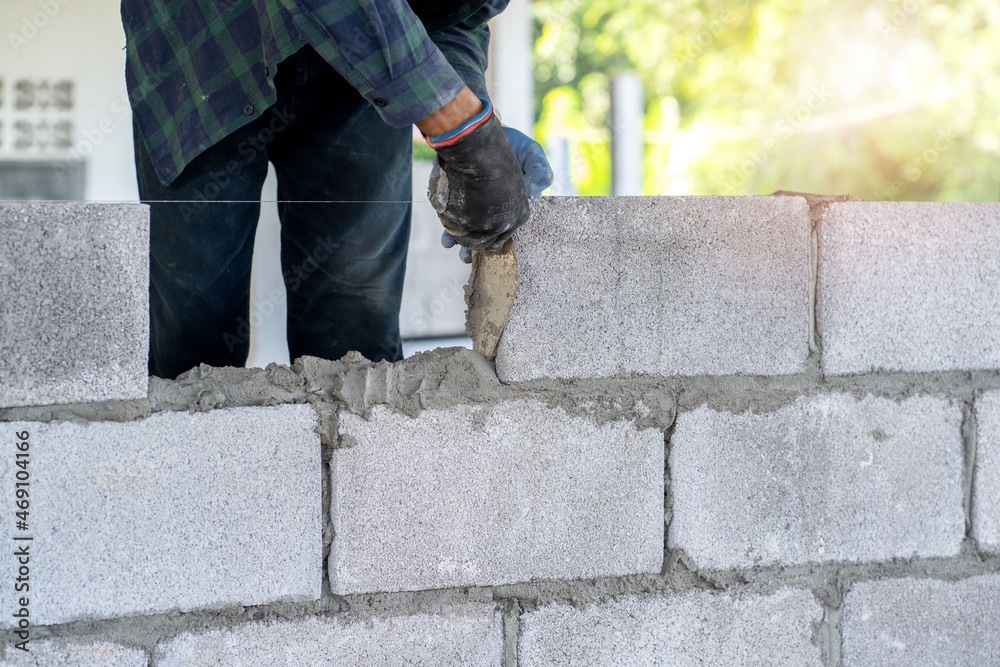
left=532, top=0, right=1000, bottom=200
left=413, top=141, right=438, bottom=163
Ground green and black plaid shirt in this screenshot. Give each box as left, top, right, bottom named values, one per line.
left=122, top=0, right=503, bottom=185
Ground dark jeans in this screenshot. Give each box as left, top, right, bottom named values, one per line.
left=134, top=47, right=412, bottom=379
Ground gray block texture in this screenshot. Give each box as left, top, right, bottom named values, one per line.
left=332, top=400, right=664, bottom=594
left=0, top=405, right=321, bottom=626
left=519, top=589, right=823, bottom=666
left=495, top=196, right=810, bottom=382
left=155, top=603, right=501, bottom=666
left=0, top=638, right=147, bottom=666
left=973, top=391, right=1000, bottom=554
left=668, top=393, right=965, bottom=570
left=843, top=575, right=1000, bottom=666
left=0, top=203, right=149, bottom=408
left=818, top=201, right=1000, bottom=374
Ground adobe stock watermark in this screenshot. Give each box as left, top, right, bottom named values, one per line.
left=543, top=134, right=589, bottom=196
left=874, top=111, right=973, bottom=201
left=407, top=277, right=466, bottom=335
left=225, top=286, right=288, bottom=355
left=53, top=70, right=170, bottom=183
left=8, top=0, right=74, bottom=53
left=877, top=0, right=920, bottom=39
left=179, top=107, right=294, bottom=222
left=722, top=84, right=834, bottom=193
left=10, top=429, right=32, bottom=653
left=224, top=231, right=340, bottom=353
left=337, top=18, right=383, bottom=62
left=677, top=0, right=752, bottom=65
left=52, top=93, right=131, bottom=183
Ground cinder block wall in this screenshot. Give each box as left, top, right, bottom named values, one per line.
left=1, top=198, right=999, bottom=666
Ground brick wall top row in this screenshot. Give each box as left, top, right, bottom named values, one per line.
left=495, top=197, right=1000, bottom=381
left=4, top=198, right=1000, bottom=408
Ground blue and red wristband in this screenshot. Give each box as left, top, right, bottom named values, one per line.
left=425, top=98, right=493, bottom=149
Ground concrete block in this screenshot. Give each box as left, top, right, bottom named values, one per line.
left=0, top=203, right=149, bottom=408
left=973, top=391, right=1000, bottom=555
left=818, top=201, right=1000, bottom=374
left=0, top=638, right=147, bottom=666
left=494, top=196, right=810, bottom=381
left=843, top=575, right=1000, bottom=666
left=519, top=589, right=823, bottom=666
left=332, top=400, right=664, bottom=593
left=0, top=405, right=321, bottom=626
left=668, top=393, right=965, bottom=569
left=156, top=604, right=501, bottom=666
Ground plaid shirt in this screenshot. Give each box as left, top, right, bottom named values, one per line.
left=122, top=0, right=505, bottom=185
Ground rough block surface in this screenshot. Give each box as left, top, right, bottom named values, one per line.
left=818, top=201, right=1000, bottom=374
left=973, top=391, right=1000, bottom=554
left=0, top=203, right=149, bottom=407
left=155, top=604, right=502, bottom=666
left=332, top=400, right=664, bottom=593
left=0, top=638, right=147, bottom=666
left=669, top=393, right=965, bottom=569
left=0, top=405, right=321, bottom=626
left=495, top=196, right=810, bottom=381
left=843, top=575, right=1000, bottom=666
left=519, top=589, right=823, bottom=666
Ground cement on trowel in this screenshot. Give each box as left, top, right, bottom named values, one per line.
left=465, top=239, right=518, bottom=359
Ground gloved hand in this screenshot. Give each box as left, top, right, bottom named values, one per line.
left=501, top=126, right=555, bottom=197
left=438, top=125, right=554, bottom=261
left=427, top=99, right=529, bottom=263
left=436, top=125, right=554, bottom=263
left=438, top=227, right=474, bottom=264
left=441, top=127, right=555, bottom=263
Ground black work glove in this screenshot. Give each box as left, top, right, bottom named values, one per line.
left=427, top=100, right=530, bottom=260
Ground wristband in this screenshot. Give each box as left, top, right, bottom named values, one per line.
left=426, top=98, right=492, bottom=149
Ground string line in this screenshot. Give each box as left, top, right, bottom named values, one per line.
left=6, top=199, right=426, bottom=204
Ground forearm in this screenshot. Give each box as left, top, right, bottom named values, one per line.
left=415, top=86, right=484, bottom=136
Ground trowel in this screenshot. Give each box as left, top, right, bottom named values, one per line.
left=465, top=238, right=518, bottom=360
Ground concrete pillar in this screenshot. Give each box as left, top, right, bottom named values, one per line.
left=610, top=72, right=644, bottom=196
left=546, top=134, right=575, bottom=196
left=487, top=0, right=535, bottom=135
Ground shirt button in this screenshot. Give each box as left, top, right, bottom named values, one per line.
left=244, top=104, right=254, bottom=115
left=373, top=98, right=388, bottom=108
left=298, top=33, right=306, bottom=40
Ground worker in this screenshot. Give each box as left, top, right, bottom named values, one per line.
left=121, top=0, right=553, bottom=379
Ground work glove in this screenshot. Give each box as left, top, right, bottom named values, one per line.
left=428, top=100, right=550, bottom=263
left=501, top=126, right=555, bottom=197
left=439, top=125, right=554, bottom=262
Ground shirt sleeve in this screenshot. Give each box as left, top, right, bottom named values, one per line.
left=427, top=0, right=507, bottom=103
left=279, top=0, right=468, bottom=127
left=279, top=0, right=507, bottom=127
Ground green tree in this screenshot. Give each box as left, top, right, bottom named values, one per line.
left=532, top=0, right=1000, bottom=201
